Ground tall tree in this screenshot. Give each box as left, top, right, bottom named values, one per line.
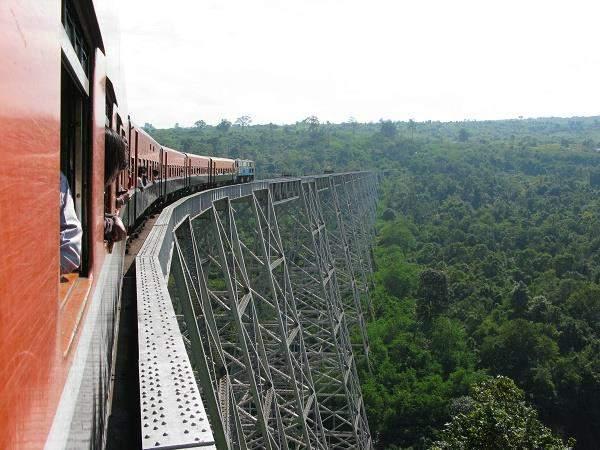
left=303, top=115, right=320, bottom=135
left=216, top=119, right=232, bottom=133
left=511, top=281, right=529, bottom=316
left=235, top=115, right=252, bottom=129
left=409, top=118, right=416, bottom=141
left=380, top=119, right=397, bottom=137
left=432, top=376, right=574, bottom=450
left=416, top=268, right=449, bottom=325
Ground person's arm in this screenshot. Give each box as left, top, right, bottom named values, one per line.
left=104, top=213, right=127, bottom=253
left=60, top=173, right=83, bottom=274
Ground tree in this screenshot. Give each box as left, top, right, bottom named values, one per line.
left=432, top=376, right=574, bottom=449
left=303, top=116, right=320, bottom=135
left=479, top=319, right=559, bottom=387
left=380, top=119, right=397, bottom=137
left=194, top=120, right=207, bottom=129
left=554, top=253, right=575, bottom=277
left=590, top=169, right=600, bottom=187
left=216, top=119, right=232, bottom=133
left=143, top=122, right=156, bottom=132
left=347, top=116, right=358, bottom=135
left=409, top=119, right=416, bottom=141
left=416, top=268, right=449, bottom=325
left=174, top=122, right=180, bottom=128
left=182, top=138, right=192, bottom=151
left=382, top=208, right=396, bottom=221
left=511, top=281, right=529, bottom=316
left=234, top=115, right=252, bottom=129
left=430, top=317, right=472, bottom=375
left=458, top=128, right=469, bottom=142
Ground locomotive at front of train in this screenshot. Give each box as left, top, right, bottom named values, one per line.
left=0, top=0, right=130, bottom=448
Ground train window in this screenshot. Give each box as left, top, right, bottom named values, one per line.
left=105, top=99, right=112, bottom=128
left=60, top=64, right=90, bottom=275
left=62, top=0, right=90, bottom=79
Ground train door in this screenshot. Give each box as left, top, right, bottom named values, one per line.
left=164, top=151, right=168, bottom=197
left=159, top=147, right=164, bottom=199
left=133, top=129, right=139, bottom=220
left=187, top=158, right=191, bottom=189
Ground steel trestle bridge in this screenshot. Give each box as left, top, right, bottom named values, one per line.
left=137, top=172, right=378, bottom=450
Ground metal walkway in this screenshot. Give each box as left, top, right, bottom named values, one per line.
left=137, top=172, right=378, bottom=449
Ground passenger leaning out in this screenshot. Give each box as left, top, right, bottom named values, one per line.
left=137, top=166, right=148, bottom=191
left=104, top=128, right=129, bottom=250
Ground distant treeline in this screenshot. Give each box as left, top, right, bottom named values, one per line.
left=146, top=115, right=600, bottom=178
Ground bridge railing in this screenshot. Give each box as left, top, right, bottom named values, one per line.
left=136, top=172, right=378, bottom=450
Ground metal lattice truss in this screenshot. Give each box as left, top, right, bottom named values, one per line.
left=161, top=172, right=378, bottom=450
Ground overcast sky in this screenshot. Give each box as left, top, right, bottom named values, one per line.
left=119, top=0, right=600, bottom=128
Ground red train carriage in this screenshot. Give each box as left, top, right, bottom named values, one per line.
left=0, top=0, right=129, bottom=448
left=130, top=124, right=162, bottom=187
left=163, top=146, right=187, bottom=195
left=187, top=153, right=211, bottom=189
left=128, top=124, right=163, bottom=220
left=211, top=156, right=236, bottom=185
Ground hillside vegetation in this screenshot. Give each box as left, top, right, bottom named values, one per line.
left=149, top=116, right=600, bottom=449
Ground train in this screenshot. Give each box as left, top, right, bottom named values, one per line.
left=0, top=1, right=253, bottom=449
left=126, top=124, right=254, bottom=224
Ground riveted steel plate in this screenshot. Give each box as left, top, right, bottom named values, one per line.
left=137, top=255, right=216, bottom=449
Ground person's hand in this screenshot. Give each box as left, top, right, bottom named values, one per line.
left=111, top=216, right=127, bottom=242
left=116, top=191, right=131, bottom=208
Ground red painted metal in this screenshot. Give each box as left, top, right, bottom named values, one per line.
left=212, top=156, right=236, bottom=174
left=163, top=146, right=187, bottom=178
left=188, top=153, right=210, bottom=175
left=134, top=124, right=161, bottom=181
left=0, top=2, right=112, bottom=448
left=0, top=1, right=66, bottom=448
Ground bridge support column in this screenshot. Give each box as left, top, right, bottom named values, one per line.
left=275, top=177, right=373, bottom=449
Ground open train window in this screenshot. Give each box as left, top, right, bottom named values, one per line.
left=60, top=65, right=91, bottom=274
left=59, top=0, right=97, bottom=276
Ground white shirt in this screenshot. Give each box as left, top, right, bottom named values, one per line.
left=60, top=172, right=83, bottom=274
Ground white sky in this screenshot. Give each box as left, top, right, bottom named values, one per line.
left=120, top=0, right=600, bottom=128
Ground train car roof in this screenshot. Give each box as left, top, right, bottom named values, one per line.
left=162, top=146, right=186, bottom=157
left=132, top=123, right=160, bottom=144
left=186, top=153, right=210, bottom=161
left=211, top=157, right=236, bottom=163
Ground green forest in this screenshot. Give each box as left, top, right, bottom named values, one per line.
left=148, top=116, right=600, bottom=449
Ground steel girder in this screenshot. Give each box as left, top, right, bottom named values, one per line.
left=161, top=172, right=378, bottom=449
